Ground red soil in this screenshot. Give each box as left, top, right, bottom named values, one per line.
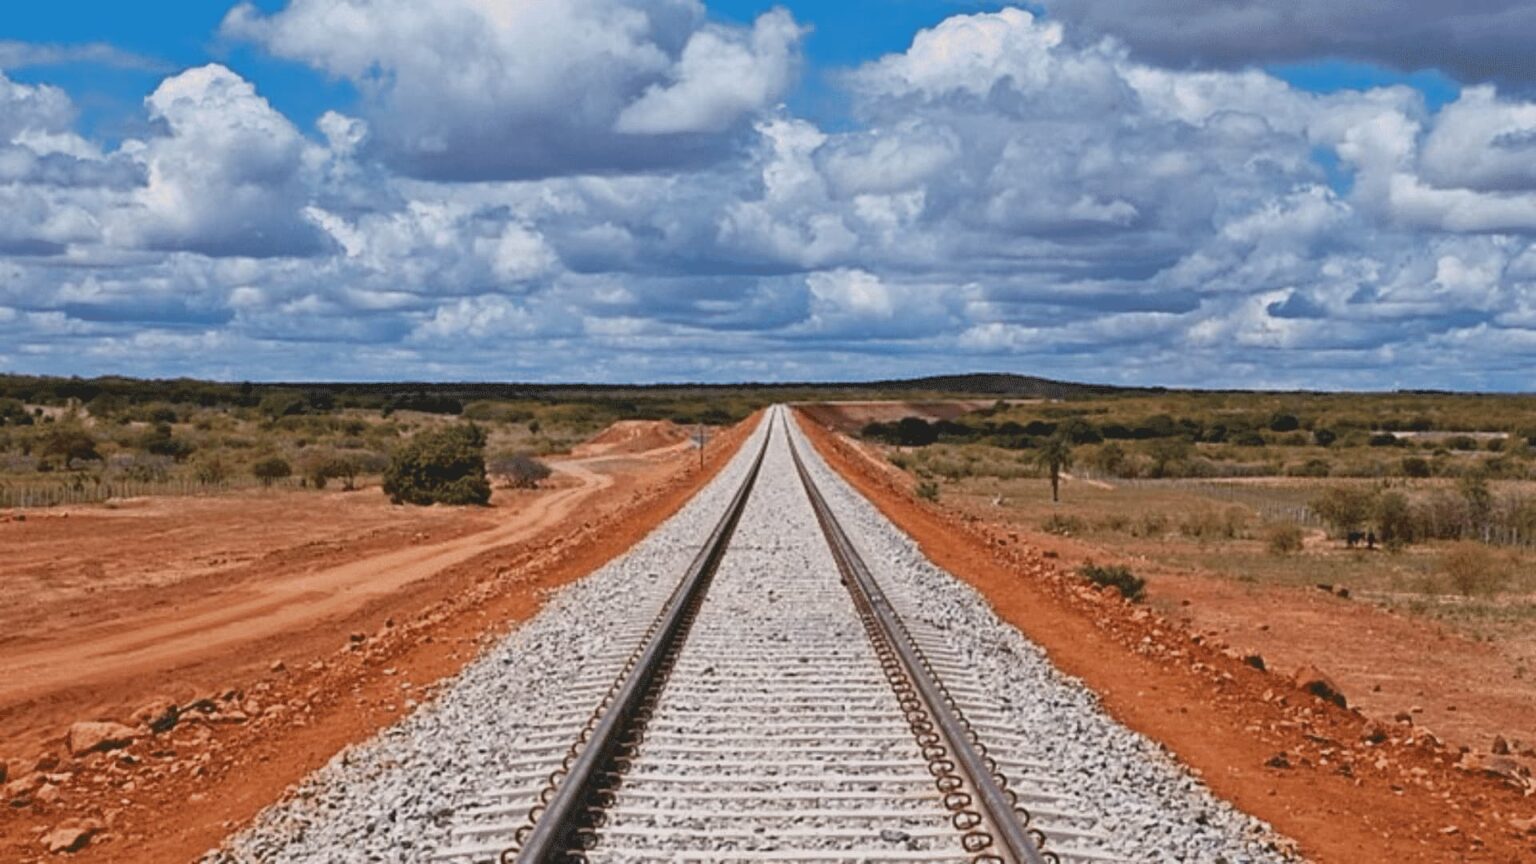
left=0, top=415, right=758, bottom=863
left=571, top=419, right=692, bottom=457
left=796, top=408, right=1536, bottom=864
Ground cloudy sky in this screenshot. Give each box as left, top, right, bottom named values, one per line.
left=3, top=1, right=1536, bottom=389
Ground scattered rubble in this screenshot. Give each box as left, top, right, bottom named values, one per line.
left=1293, top=665, right=1348, bottom=709
left=66, top=722, right=137, bottom=756
left=42, top=818, right=103, bottom=854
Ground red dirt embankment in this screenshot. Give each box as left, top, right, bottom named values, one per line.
left=0, top=415, right=759, bottom=863
left=571, top=419, right=691, bottom=457
left=795, top=409, right=1536, bottom=864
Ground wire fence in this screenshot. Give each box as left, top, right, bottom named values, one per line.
left=0, top=475, right=293, bottom=509
left=1079, top=473, right=1536, bottom=550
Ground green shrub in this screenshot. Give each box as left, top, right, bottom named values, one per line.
left=252, top=456, right=292, bottom=487
left=1310, top=486, right=1376, bottom=536
left=1375, top=491, right=1414, bottom=549
left=1401, top=456, right=1432, bottom=478
left=383, top=423, right=490, bottom=505
left=1265, top=522, right=1305, bottom=555
left=39, top=424, right=100, bottom=470
left=914, top=479, right=940, bottom=501
left=1078, top=562, right=1146, bottom=601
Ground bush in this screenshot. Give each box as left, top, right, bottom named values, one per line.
left=1132, top=511, right=1168, bottom=538
left=1310, top=486, right=1376, bottom=536
left=383, top=423, right=491, bottom=506
left=1375, top=491, right=1413, bottom=549
left=1439, top=543, right=1511, bottom=596
left=1096, top=513, right=1131, bottom=533
left=252, top=456, right=292, bottom=487
left=1401, top=456, right=1432, bottom=478
left=39, top=424, right=100, bottom=469
left=896, top=417, right=938, bottom=447
left=193, top=454, right=230, bottom=485
left=140, top=423, right=196, bottom=461
left=489, top=452, right=553, bottom=489
left=1078, top=562, right=1145, bottom=601
left=1287, top=458, right=1332, bottom=477
left=914, top=479, right=940, bottom=501
left=1265, top=522, right=1305, bottom=555
left=259, top=392, right=308, bottom=420
left=1085, top=442, right=1126, bottom=477
left=325, top=455, right=364, bottom=491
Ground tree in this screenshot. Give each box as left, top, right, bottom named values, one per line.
left=39, top=424, right=100, bottom=470
left=383, top=423, right=490, bottom=506
left=1459, top=470, right=1493, bottom=535
left=1309, top=486, right=1376, bottom=537
left=489, top=452, right=552, bottom=489
left=1375, top=491, right=1414, bottom=550
left=326, top=455, right=363, bottom=491
left=1146, top=438, right=1190, bottom=478
left=252, top=456, right=292, bottom=487
left=1032, top=434, right=1074, bottom=503
left=894, top=417, right=937, bottom=447
left=1086, top=442, right=1126, bottom=477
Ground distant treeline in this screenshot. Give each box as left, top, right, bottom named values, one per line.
left=0, top=371, right=1121, bottom=414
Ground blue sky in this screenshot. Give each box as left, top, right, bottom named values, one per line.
left=2, top=1, right=1535, bottom=388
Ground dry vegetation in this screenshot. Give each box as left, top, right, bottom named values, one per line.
left=0, top=376, right=783, bottom=508
left=855, top=389, right=1536, bottom=647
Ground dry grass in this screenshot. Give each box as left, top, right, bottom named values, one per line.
left=939, top=471, right=1536, bottom=643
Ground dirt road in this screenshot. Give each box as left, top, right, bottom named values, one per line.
left=0, top=454, right=621, bottom=718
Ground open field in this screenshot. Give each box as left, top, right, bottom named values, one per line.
left=0, top=422, right=707, bottom=754
left=811, top=397, right=1536, bottom=762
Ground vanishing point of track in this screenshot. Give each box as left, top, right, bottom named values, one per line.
left=435, top=406, right=1116, bottom=864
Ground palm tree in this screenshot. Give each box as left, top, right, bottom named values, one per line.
left=1033, top=434, right=1074, bottom=503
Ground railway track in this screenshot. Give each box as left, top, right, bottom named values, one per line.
left=433, top=406, right=1121, bottom=864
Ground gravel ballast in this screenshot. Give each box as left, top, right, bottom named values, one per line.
left=207, top=408, right=1295, bottom=863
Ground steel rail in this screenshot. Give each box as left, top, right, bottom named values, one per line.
left=783, top=411, right=1052, bottom=864
left=507, top=419, right=771, bottom=864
